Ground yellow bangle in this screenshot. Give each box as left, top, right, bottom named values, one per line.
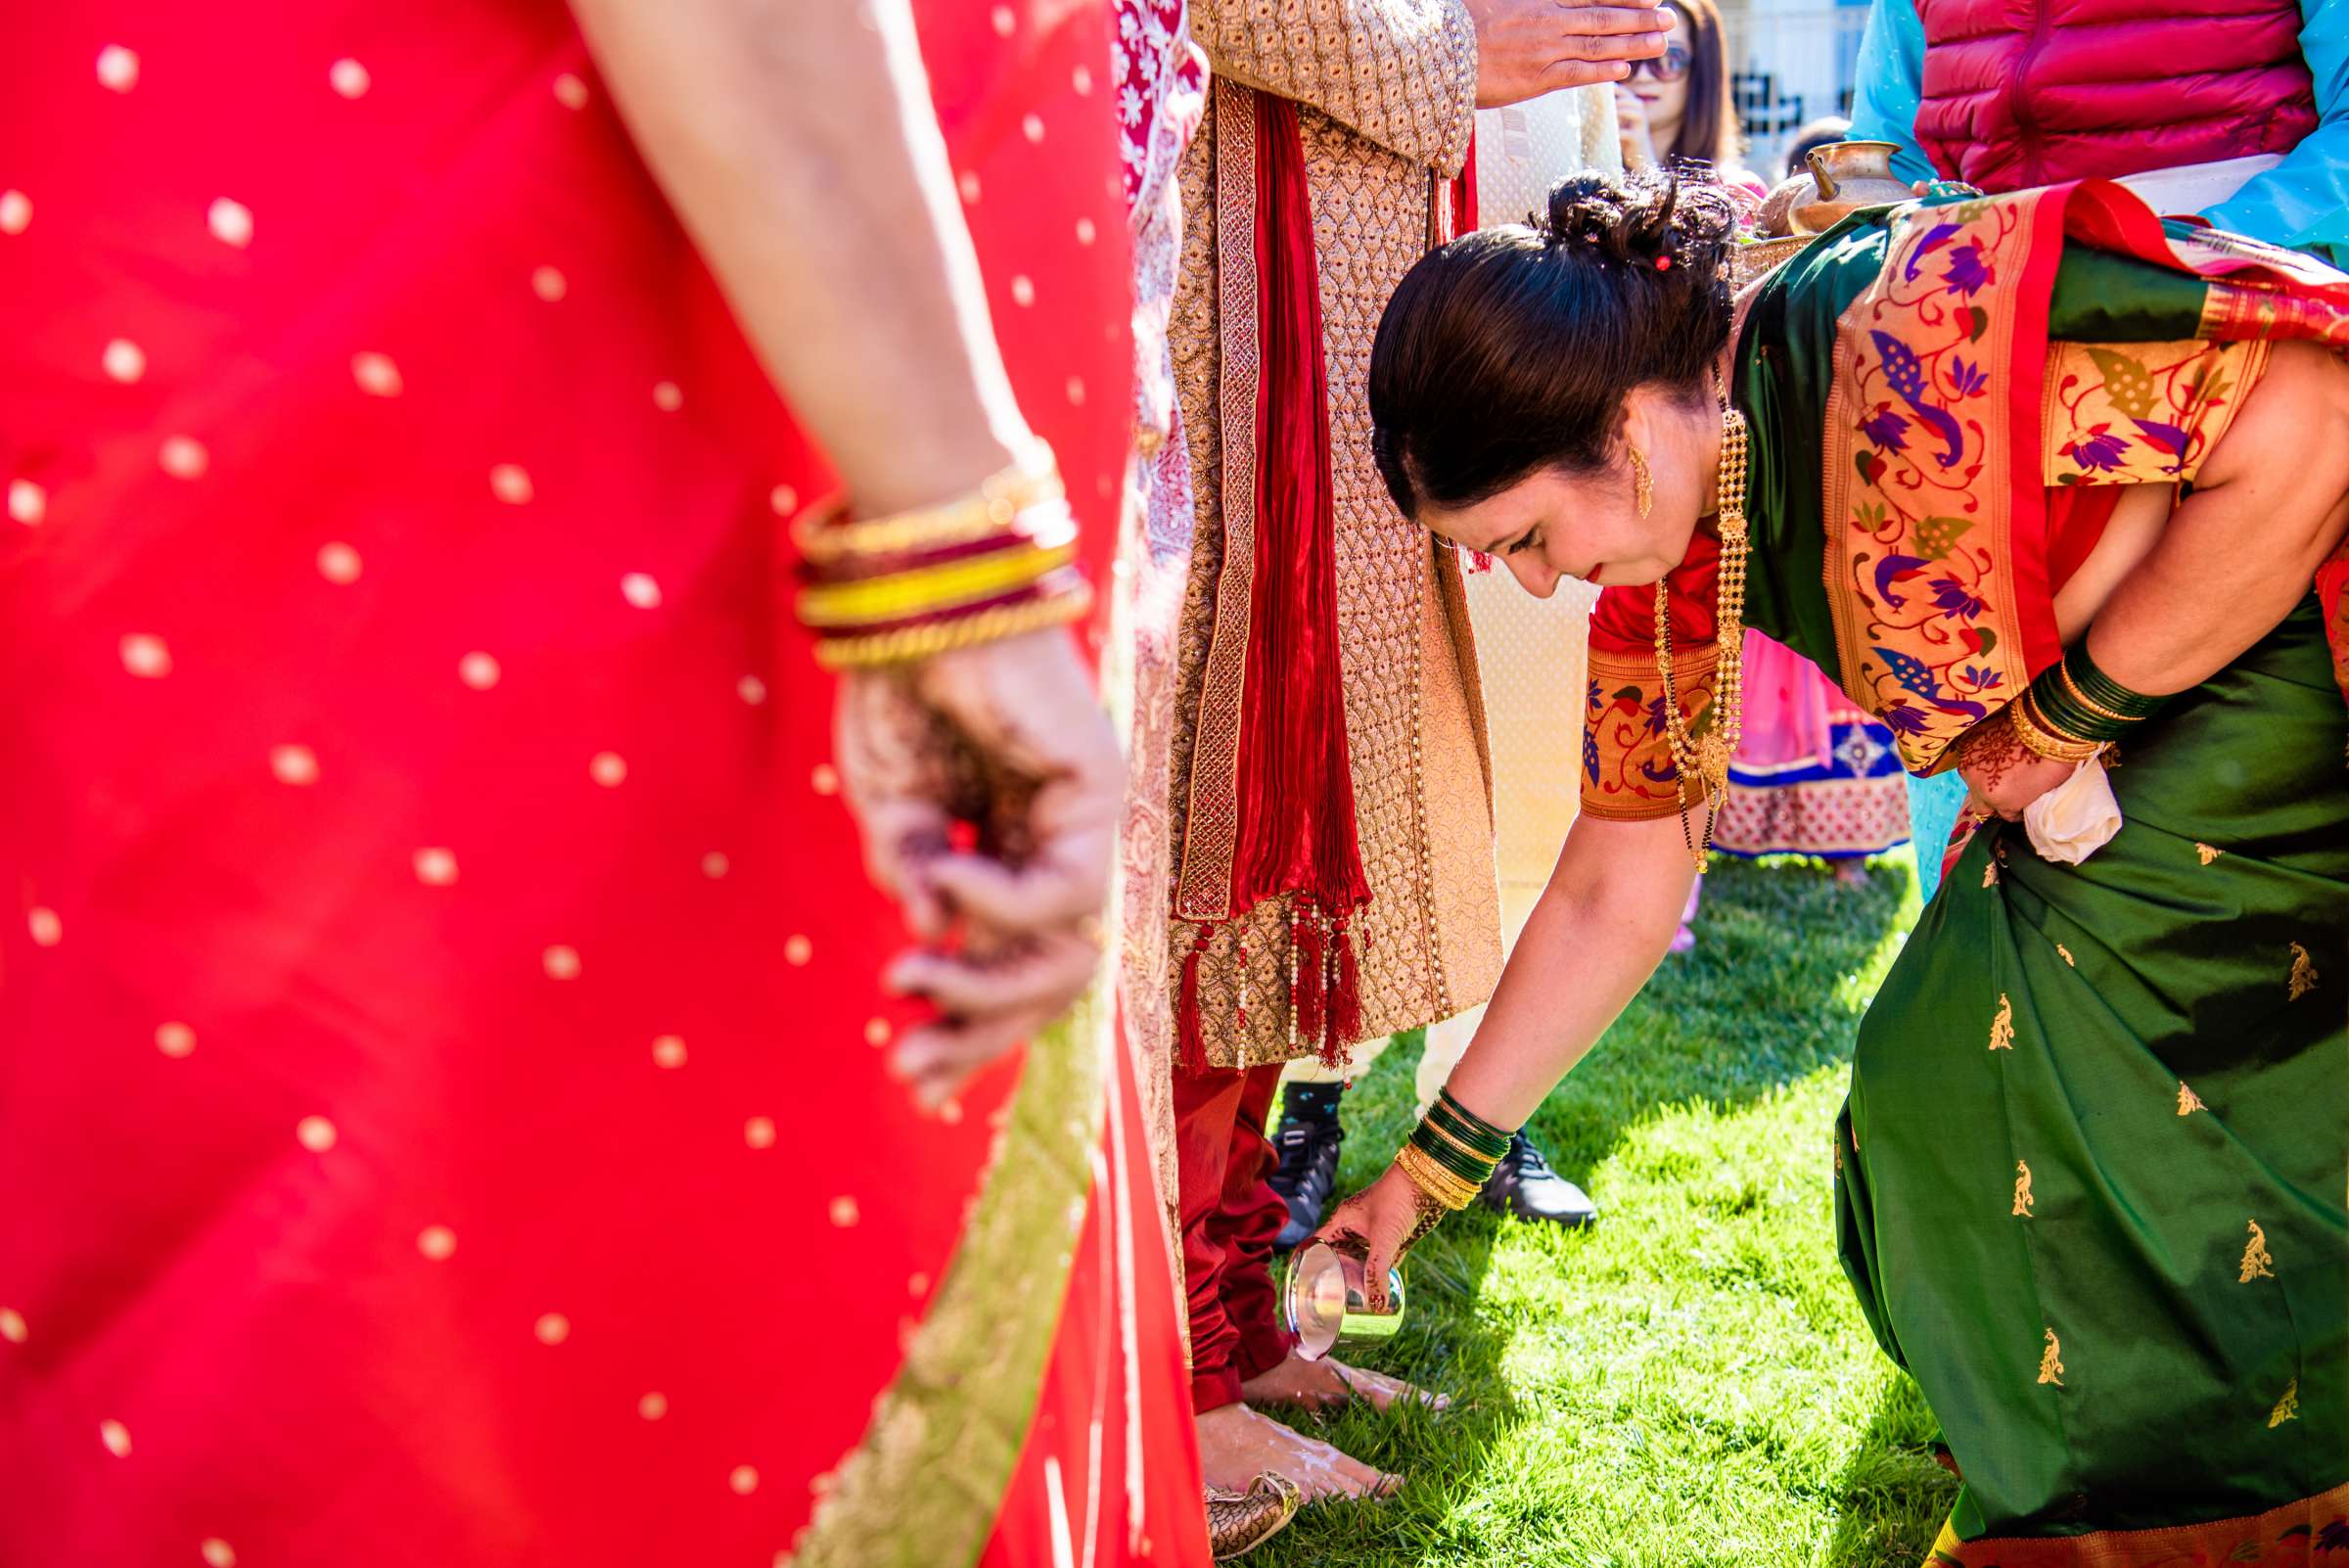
left=812, top=582, right=1090, bottom=669
left=797, top=535, right=1079, bottom=628
left=792, top=444, right=1060, bottom=566
left=2007, top=691, right=2102, bottom=763
left=1394, top=1144, right=1479, bottom=1212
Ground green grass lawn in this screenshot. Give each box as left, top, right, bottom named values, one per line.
left=1252, top=854, right=1959, bottom=1568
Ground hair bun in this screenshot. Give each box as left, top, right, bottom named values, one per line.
left=1537, top=166, right=1736, bottom=280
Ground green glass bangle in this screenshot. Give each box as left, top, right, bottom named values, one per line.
left=1433, top=1088, right=1514, bottom=1154
left=1415, top=1117, right=1504, bottom=1177
left=2064, top=641, right=2165, bottom=719
left=1423, top=1109, right=1508, bottom=1167
left=2028, top=669, right=2134, bottom=745
left=1409, top=1122, right=1498, bottom=1184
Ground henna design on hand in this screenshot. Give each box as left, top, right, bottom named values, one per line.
left=1950, top=710, right=2033, bottom=799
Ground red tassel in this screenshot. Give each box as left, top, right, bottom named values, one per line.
left=1176, top=923, right=1214, bottom=1077
left=1322, top=919, right=1362, bottom=1066
left=1293, top=911, right=1326, bottom=1049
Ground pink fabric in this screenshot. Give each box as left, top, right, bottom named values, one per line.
left=1912, top=0, right=2316, bottom=191
left=1733, top=630, right=1838, bottom=772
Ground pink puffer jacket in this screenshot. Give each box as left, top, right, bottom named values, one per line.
left=1913, top=0, right=2317, bottom=191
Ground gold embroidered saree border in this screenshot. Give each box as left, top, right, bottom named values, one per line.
left=1174, top=75, right=1264, bottom=923
left=1923, top=1476, right=2349, bottom=1566
left=1819, top=194, right=2058, bottom=775
left=1580, top=641, right=1722, bottom=822
left=791, top=980, right=1109, bottom=1568
left=2040, top=338, right=2271, bottom=486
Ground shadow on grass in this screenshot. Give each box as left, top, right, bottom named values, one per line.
left=1525, top=855, right=1914, bottom=1186
left=1819, top=1370, right=1962, bottom=1567
left=1249, top=855, right=1947, bottom=1563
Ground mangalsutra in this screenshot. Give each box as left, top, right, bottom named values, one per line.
left=1653, top=375, right=1751, bottom=874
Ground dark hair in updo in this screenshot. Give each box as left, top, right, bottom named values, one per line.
left=1369, top=168, right=1737, bottom=520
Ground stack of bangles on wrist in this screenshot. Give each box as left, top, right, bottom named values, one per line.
left=1395, top=1088, right=1515, bottom=1212
left=2006, top=640, right=2169, bottom=762
left=793, top=442, right=1091, bottom=669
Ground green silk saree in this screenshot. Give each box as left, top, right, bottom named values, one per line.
left=1593, top=181, right=2349, bottom=1562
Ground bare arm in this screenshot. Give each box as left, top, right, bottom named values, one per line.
left=570, top=0, right=1123, bottom=1106
left=571, top=0, right=1026, bottom=512
left=2086, top=343, right=2349, bottom=695
left=1313, top=810, right=1692, bottom=1294
left=1441, top=812, right=1695, bottom=1127
left=1961, top=343, right=2349, bottom=817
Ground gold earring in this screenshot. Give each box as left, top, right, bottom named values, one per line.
left=1629, top=446, right=1654, bottom=519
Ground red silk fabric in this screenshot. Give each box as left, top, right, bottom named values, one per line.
left=0, top=4, right=1203, bottom=1564
left=1217, top=93, right=1372, bottom=1058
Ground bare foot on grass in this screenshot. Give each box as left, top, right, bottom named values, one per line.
left=1195, top=1403, right=1398, bottom=1502
left=1240, top=1350, right=1451, bottom=1414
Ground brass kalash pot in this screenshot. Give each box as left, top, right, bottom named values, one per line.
left=1739, top=140, right=1917, bottom=285
left=1758, top=139, right=1915, bottom=238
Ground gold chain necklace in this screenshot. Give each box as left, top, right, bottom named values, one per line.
left=1654, top=377, right=1752, bottom=874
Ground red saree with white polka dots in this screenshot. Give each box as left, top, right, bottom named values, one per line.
left=0, top=5, right=1206, bottom=1565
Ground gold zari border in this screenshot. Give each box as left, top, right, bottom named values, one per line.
left=1174, top=75, right=1264, bottom=923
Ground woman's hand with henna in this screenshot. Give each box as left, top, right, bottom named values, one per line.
left=1951, top=709, right=2077, bottom=822
left=1312, top=1163, right=1451, bottom=1314
left=836, top=625, right=1123, bottom=1109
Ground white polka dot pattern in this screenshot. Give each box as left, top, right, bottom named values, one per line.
left=103, top=339, right=147, bottom=383
left=96, top=46, right=139, bottom=93
left=207, top=198, right=253, bottom=249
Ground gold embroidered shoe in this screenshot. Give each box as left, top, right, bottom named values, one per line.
left=1207, top=1472, right=1303, bottom=1562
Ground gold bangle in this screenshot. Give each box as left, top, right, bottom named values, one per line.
left=792, top=443, right=1061, bottom=566
left=2007, top=691, right=2102, bottom=763
left=1395, top=1144, right=1479, bottom=1212
left=797, top=536, right=1079, bottom=628
left=812, top=582, right=1090, bottom=669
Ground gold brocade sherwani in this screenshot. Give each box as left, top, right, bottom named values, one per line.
left=1169, top=0, right=1502, bottom=1070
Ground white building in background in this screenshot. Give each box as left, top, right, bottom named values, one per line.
left=1719, top=0, right=1874, bottom=179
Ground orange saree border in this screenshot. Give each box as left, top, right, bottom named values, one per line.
left=1580, top=642, right=1722, bottom=822
left=1819, top=189, right=2072, bottom=775
left=1924, top=1478, right=2349, bottom=1566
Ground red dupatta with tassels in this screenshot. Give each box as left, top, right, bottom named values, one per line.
left=1174, top=81, right=1473, bottom=1068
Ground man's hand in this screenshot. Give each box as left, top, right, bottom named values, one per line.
left=1467, top=0, right=1670, bottom=109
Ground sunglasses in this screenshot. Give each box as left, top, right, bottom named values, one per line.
left=1628, top=44, right=1692, bottom=83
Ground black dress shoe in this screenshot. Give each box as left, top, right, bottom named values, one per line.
left=1479, top=1130, right=1597, bottom=1226
left=1267, top=1084, right=1345, bottom=1251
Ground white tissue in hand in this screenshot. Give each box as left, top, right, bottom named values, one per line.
left=2023, top=759, right=2122, bottom=864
